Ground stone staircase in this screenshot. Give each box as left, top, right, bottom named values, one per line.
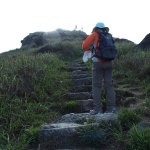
left=38, top=59, right=118, bottom=149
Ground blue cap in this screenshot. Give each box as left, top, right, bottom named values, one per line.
left=95, top=22, right=106, bottom=28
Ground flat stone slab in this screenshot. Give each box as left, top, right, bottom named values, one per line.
left=54, top=113, right=118, bottom=124
left=39, top=123, right=85, bottom=144
left=39, top=113, right=118, bottom=147
left=40, top=122, right=84, bottom=130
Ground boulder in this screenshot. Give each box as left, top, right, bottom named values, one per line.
left=135, top=121, right=150, bottom=130
left=21, top=32, right=47, bottom=47
left=133, top=33, right=150, bottom=51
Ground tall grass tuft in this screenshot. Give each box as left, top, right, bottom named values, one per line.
left=118, top=108, right=142, bottom=130
left=127, top=127, right=150, bottom=150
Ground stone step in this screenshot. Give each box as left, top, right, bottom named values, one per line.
left=64, top=92, right=92, bottom=100
left=74, top=85, right=92, bottom=92
left=73, top=77, right=92, bottom=86
left=69, top=59, right=83, bottom=66
left=73, top=67, right=88, bottom=71
left=69, top=61, right=83, bottom=67
left=66, top=67, right=88, bottom=72
left=71, top=73, right=88, bottom=79
left=72, top=70, right=87, bottom=75
left=54, top=113, right=118, bottom=123
left=39, top=113, right=118, bottom=148
left=76, top=99, right=93, bottom=112
left=39, top=122, right=85, bottom=146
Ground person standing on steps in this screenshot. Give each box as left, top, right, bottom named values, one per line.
left=82, top=22, right=116, bottom=115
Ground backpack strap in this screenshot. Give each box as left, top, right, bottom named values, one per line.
left=90, top=31, right=101, bottom=55
left=95, top=31, right=106, bottom=50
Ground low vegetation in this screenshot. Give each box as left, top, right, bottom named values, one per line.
left=0, top=38, right=83, bottom=149
left=0, top=33, right=150, bottom=150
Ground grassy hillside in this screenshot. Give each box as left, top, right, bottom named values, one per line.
left=0, top=36, right=150, bottom=149
left=0, top=38, right=83, bottom=149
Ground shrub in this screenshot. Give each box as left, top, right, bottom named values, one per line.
left=118, top=108, right=142, bottom=130
left=127, top=127, right=150, bottom=150
left=134, top=98, right=150, bottom=117
left=140, top=98, right=150, bottom=107
left=62, top=100, right=78, bottom=113
left=123, top=97, right=136, bottom=107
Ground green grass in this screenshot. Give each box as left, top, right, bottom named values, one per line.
left=113, top=43, right=150, bottom=86
left=118, top=108, right=142, bottom=130
left=127, top=127, right=150, bottom=150
left=0, top=38, right=83, bottom=149
left=73, top=124, right=108, bottom=148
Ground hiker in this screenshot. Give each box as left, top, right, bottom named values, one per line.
left=82, top=22, right=116, bottom=115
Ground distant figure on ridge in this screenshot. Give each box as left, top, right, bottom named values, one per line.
left=74, top=25, right=77, bottom=30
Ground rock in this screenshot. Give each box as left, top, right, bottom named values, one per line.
left=20, top=29, right=88, bottom=50
left=39, top=113, right=118, bottom=146
left=39, top=122, right=84, bottom=144
left=21, top=32, right=47, bottom=47
left=135, top=121, right=150, bottom=130
left=133, top=33, right=150, bottom=51
left=54, top=113, right=118, bottom=123
left=76, top=99, right=94, bottom=112
left=114, top=38, right=135, bottom=44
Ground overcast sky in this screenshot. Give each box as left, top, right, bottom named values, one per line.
left=0, top=0, right=150, bottom=53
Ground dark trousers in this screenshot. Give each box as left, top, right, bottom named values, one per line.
left=92, top=61, right=116, bottom=111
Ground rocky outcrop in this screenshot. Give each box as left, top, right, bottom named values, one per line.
left=133, top=33, right=150, bottom=51
left=21, top=32, right=47, bottom=47
left=20, top=29, right=88, bottom=49
left=114, top=37, right=135, bottom=44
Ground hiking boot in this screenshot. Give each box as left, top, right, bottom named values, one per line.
left=105, top=107, right=116, bottom=113
left=90, top=110, right=102, bottom=115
